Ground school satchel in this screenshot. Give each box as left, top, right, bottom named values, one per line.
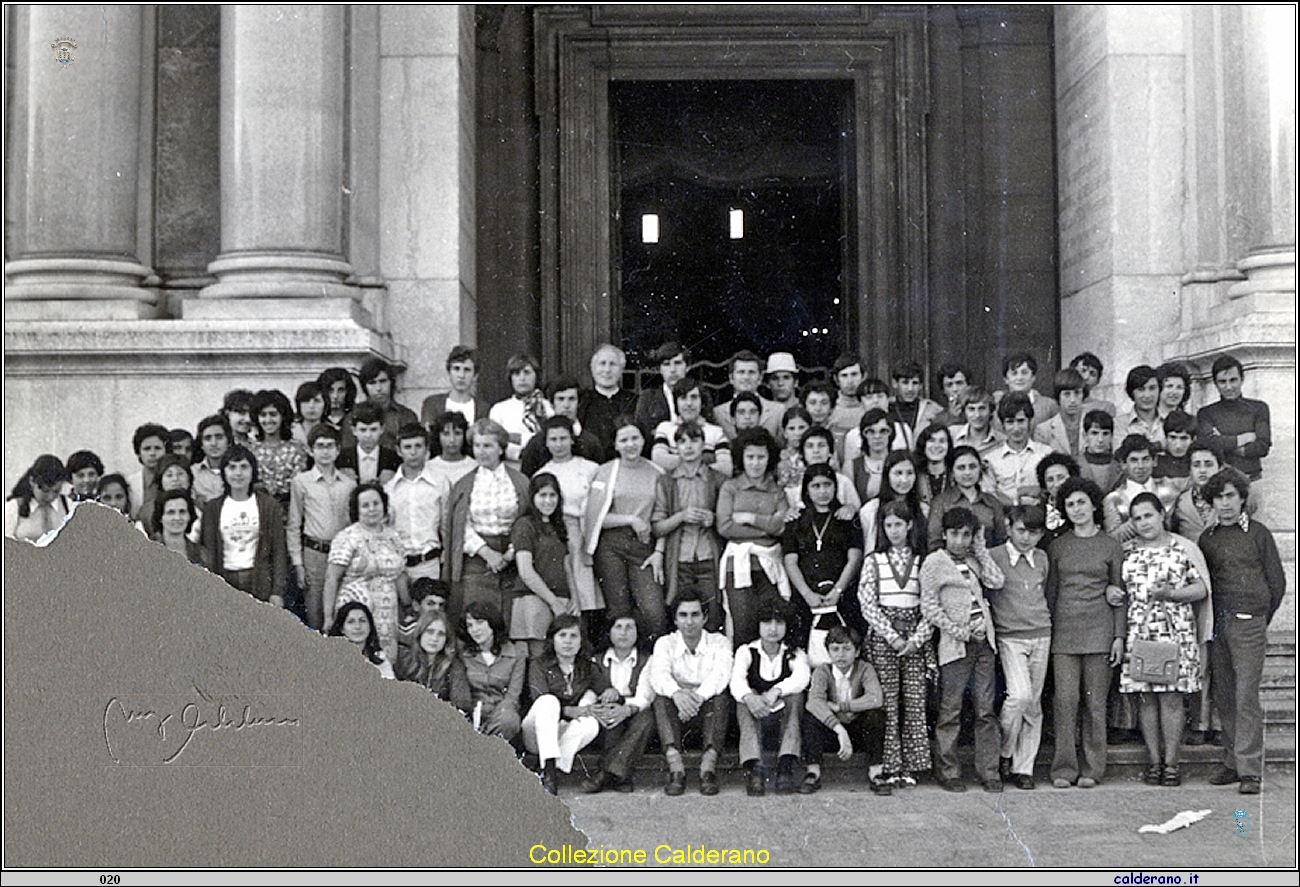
left=1128, top=638, right=1179, bottom=684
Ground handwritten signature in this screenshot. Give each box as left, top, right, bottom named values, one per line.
left=103, top=694, right=300, bottom=764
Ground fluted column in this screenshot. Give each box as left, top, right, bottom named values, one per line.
left=4, top=6, right=156, bottom=319
left=191, top=5, right=362, bottom=319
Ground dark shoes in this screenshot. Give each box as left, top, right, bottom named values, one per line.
left=774, top=756, right=800, bottom=795
left=799, top=773, right=822, bottom=794
left=580, top=770, right=610, bottom=794
left=746, top=767, right=766, bottom=797
left=700, top=770, right=719, bottom=796
left=614, top=775, right=635, bottom=794
left=541, top=761, right=558, bottom=796
left=1208, top=766, right=1241, bottom=786
left=1144, top=763, right=1164, bottom=786
left=1009, top=774, right=1036, bottom=791
left=1161, top=765, right=1182, bottom=787
left=869, top=778, right=893, bottom=796
left=1239, top=776, right=1262, bottom=794
left=935, top=774, right=967, bottom=793
left=665, top=772, right=686, bottom=796
left=982, top=779, right=1003, bottom=794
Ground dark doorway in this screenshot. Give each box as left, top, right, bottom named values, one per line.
left=612, top=80, right=852, bottom=370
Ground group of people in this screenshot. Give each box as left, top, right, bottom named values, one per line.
left=6, top=341, right=1284, bottom=797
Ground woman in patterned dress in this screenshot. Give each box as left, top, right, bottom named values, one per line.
left=1119, top=492, right=1206, bottom=787
left=324, top=482, right=409, bottom=663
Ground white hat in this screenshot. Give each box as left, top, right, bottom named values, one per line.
left=765, top=352, right=798, bottom=375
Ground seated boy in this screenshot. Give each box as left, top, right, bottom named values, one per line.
left=920, top=506, right=1006, bottom=793
left=581, top=610, right=658, bottom=793
left=730, top=600, right=810, bottom=795
left=652, top=423, right=725, bottom=631
left=800, top=625, right=885, bottom=795
left=986, top=504, right=1050, bottom=790
left=1033, top=368, right=1087, bottom=457
left=337, top=402, right=401, bottom=484
left=1078, top=409, right=1122, bottom=493
left=649, top=591, right=733, bottom=797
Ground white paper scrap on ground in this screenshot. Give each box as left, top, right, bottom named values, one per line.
left=1138, top=809, right=1212, bottom=834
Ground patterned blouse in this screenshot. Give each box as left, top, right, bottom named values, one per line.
left=252, top=439, right=310, bottom=500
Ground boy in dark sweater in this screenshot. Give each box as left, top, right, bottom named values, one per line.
left=1198, top=468, right=1286, bottom=795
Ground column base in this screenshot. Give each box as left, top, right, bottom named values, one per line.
left=201, top=251, right=362, bottom=301
left=5, top=257, right=158, bottom=316
left=181, top=296, right=373, bottom=327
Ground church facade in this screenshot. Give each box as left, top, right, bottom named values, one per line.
left=4, top=5, right=1294, bottom=621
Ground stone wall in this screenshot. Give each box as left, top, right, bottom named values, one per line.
left=1056, top=5, right=1296, bottom=630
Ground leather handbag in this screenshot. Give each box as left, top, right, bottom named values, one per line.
left=1128, top=638, right=1179, bottom=684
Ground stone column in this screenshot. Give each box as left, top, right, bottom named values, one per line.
left=190, top=5, right=363, bottom=321
left=4, top=6, right=156, bottom=319
left=375, top=5, right=476, bottom=405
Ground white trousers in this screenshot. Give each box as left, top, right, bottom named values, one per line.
left=522, top=694, right=601, bottom=772
left=997, top=635, right=1051, bottom=775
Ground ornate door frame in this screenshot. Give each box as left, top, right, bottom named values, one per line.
left=534, top=5, right=929, bottom=378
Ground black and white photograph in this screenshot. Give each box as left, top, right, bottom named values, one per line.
left=3, top=3, right=1296, bottom=877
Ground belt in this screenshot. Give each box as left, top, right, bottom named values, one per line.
left=406, top=547, right=442, bottom=568
left=302, top=535, right=331, bottom=554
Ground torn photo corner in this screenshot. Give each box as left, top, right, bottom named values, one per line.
left=3, top=504, right=585, bottom=868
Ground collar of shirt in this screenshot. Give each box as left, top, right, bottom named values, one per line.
left=734, top=474, right=776, bottom=492
left=392, top=463, right=438, bottom=487
left=358, top=447, right=380, bottom=463
left=475, top=463, right=510, bottom=483
left=1124, top=478, right=1156, bottom=496
left=994, top=440, right=1043, bottom=458
left=1007, top=546, right=1038, bottom=569
left=672, top=460, right=707, bottom=479
left=668, top=631, right=716, bottom=658
left=753, top=642, right=788, bottom=669
left=602, top=648, right=638, bottom=670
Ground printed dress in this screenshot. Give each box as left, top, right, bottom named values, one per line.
left=329, top=523, right=407, bottom=663
left=1119, top=542, right=1202, bottom=695
left=251, top=439, right=310, bottom=502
